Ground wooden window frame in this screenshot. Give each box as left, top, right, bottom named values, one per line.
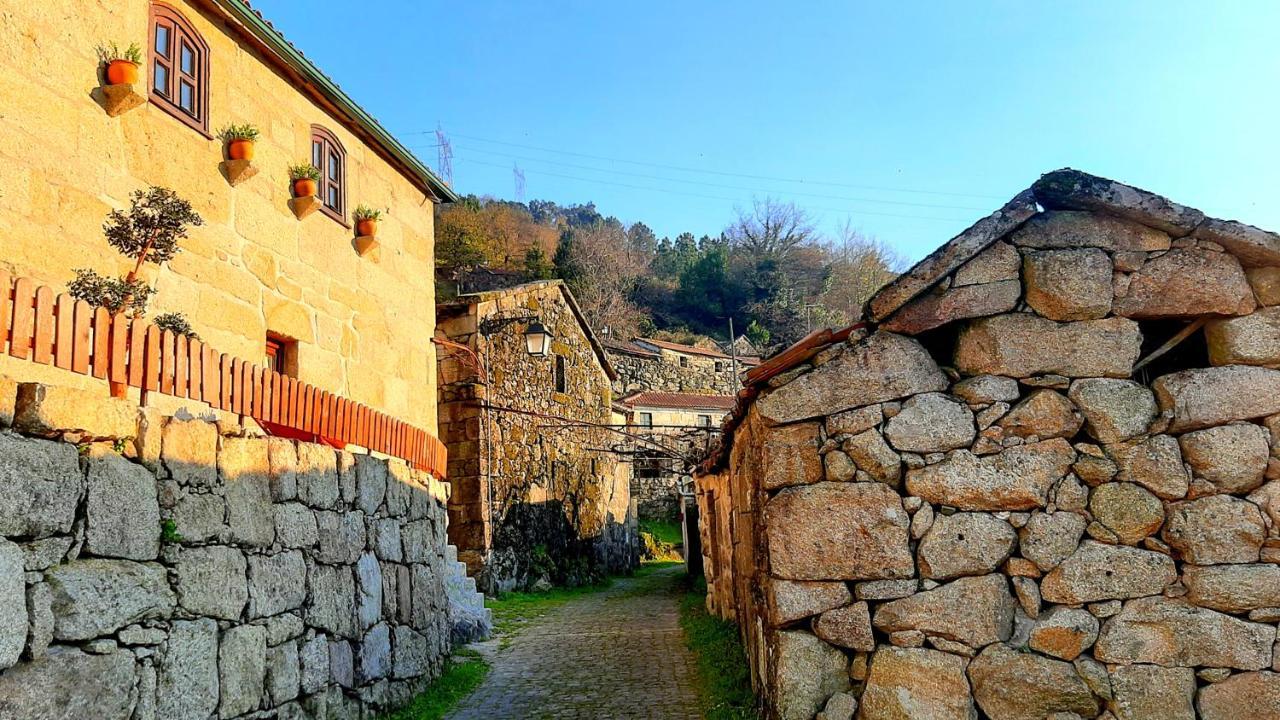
left=639, top=412, right=653, bottom=427
left=698, top=414, right=713, bottom=427
left=265, top=333, right=298, bottom=377
left=679, top=355, right=689, bottom=368
left=148, top=2, right=211, bottom=137
left=311, top=125, right=348, bottom=225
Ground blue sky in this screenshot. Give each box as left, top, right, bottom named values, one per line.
left=253, top=0, right=1279, bottom=262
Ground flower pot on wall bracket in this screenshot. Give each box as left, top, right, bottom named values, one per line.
left=356, top=218, right=378, bottom=238
left=218, top=159, right=258, bottom=187
left=227, top=139, right=255, bottom=161
left=292, top=179, right=317, bottom=198
left=289, top=195, right=322, bottom=220
left=353, top=234, right=376, bottom=256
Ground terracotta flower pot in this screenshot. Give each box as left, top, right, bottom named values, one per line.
left=227, top=139, right=255, bottom=161
left=293, top=178, right=317, bottom=198
left=106, top=59, right=139, bottom=85
left=356, top=218, right=378, bottom=237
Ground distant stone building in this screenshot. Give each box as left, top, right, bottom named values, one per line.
left=696, top=169, right=1280, bottom=720
left=437, top=281, right=638, bottom=593
left=604, top=337, right=755, bottom=397
left=620, top=391, right=735, bottom=519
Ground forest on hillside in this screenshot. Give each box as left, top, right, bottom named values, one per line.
left=435, top=195, right=903, bottom=353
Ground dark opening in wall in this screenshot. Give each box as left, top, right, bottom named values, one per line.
left=911, top=321, right=965, bottom=373
left=1133, top=319, right=1210, bottom=385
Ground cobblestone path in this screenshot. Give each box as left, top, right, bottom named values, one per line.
left=447, top=565, right=703, bottom=720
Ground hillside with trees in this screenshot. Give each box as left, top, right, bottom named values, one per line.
left=436, top=195, right=902, bottom=353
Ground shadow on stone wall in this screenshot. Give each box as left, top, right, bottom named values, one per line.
left=480, top=500, right=639, bottom=594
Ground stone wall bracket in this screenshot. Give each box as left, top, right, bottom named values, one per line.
left=218, top=159, right=258, bottom=187
left=288, top=195, right=322, bottom=220
left=354, top=235, right=379, bottom=257
left=97, top=83, right=146, bottom=117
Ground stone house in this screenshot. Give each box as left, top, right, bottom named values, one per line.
left=0, top=0, right=457, bottom=431
left=437, top=280, right=638, bottom=593
left=696, top=169, right=1280, bottom=720
left=605, top=336, right=755, bottom=397
left=621, top=391, right=736, bottom=520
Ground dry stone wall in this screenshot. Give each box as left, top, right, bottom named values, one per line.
left=0, top=382, right=457, bottom=720
left=698, top=180, right=1280, bottom=720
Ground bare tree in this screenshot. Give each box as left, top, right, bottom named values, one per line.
left=562, top=222, right=648, bottom=338
left=725, top=197, right=816, bottom=259
left=819, top=220, right=903, bottom=321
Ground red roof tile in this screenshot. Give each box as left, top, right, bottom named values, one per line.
left=621, top=392, right=737, bottom=411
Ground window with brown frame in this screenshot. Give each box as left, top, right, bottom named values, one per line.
left=265, top=333, right=298, bottom=377
left=311, top=126, right=347, bottom=223
left=149, top=3, right=210, bottom=135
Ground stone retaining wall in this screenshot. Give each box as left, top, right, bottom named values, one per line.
left=697, top=176, right=1280, bottom=720
left=0, top=382, right=454, bottom=719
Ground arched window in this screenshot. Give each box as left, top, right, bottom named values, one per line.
left=149, top=3, right=210, bottom=134
left=311, top=126, right=347, bottom=223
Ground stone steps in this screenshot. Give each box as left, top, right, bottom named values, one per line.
left=445, top=544, right=492, bottom=645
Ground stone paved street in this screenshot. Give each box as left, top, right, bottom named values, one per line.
left=447, top=566, right=703, bottom=720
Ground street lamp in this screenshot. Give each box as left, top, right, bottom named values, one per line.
left=524, top=322, right=551, bottom=357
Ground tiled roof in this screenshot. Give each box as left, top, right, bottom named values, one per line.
left=635, top=338, right=732, bottom=359
left=602, top=338, right=660, bottom=358
left=621, top=392, right=737, bottom=411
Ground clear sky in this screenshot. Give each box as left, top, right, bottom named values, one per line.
left=252, top=0, right=1279, bottom=262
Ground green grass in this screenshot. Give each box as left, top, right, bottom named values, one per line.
left=679, top=575, right=759, bottom=720
left=639, top=519, right=684, bottom=546
left=379, top=649, right=490, bottom=720
left=486, top=579, right=614, bottom=636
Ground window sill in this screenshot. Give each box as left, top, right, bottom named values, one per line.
left=148, top=96, right=212, bottom=139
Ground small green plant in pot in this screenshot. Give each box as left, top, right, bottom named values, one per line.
left=353, top=205, right=385, bottom=237
left=288, top=163, right=321, bottom=198
left=97, top=41, right=143, bottom=85
left=218, top=123, right=260, bottom=161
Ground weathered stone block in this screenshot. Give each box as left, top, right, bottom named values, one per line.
left=1184, top=563, right=1280, bottom=613
left=1154, top=365, right=1280, bottom=432
left=268, top=437, right=298, bottom=501
left=1179, top=422, right=1269, bottom=494
left=1207, top=307, right=1280, bottom=367
left=85, top=453, right=160, bottom=561
left=761, top=422, right=823, bottom=490
left=219, top=624, right=266, bottom=718
left=1114, top=247, right=1256, bottom=318
left=766, top=579, right=852, bottom=627
left=1109, top=664, right=1196, bottom=720
left=171, top=491, right=226, bottom=543
left=0, top=646, right=136, bottom=720
left=0, top=539, right=24, bottom=669
left=857, top=647, right=974, bottom=720
left=308, top=563, right=357, bottom=638
left=1247, top=267, right=1280, bottom=306
left=221, top=437, right=275, bottom=547
left=954, top=240, right=1020, bottom=286
left=266, top=640, right=301, bottom=705
left=905, top=439, right=1075, bottom=511
left=1089, top=482, right=1164, bottom=545
left=248, top=550, right=307, bottom=618
left=1019, top=511, right=1088, bottom=571
left=1031, top=170, right=1203, bottom=235
left=1195, top=216, right=1280, bottom=267
left=1027, top=606, right=1098, bottom=661
left=916, top=512, right=1016, bottom=580
left=1068, top=378, right=1156, bottom=443
left=316, top=510, right=365, bottom=564
left=1111, top=434, right=1189, bottom=499
left=872, top=574, right=1015, bottom=649
left=299, top=634, right=330, bottom=694
left=757, top=333, right=947, bottom=424
left=13, top=383, right=137, bottom=439
left=952, top=374, right=1020, bottom=405
left=812, top=601, right=873, bottom=651
left=329, top=638, right=354, bottom=688
left=1196, top=671, right=1280, bottom=720
left=968, top=642, right=1099, bottom=720
left=883, top=393, right=975, bottom=452
left=392, top=624, right=430, bottom=679
left=955, top=313, right=1142, bottom=378
left=356, top=552, right=383, bottom=631
left=1011, top=210, right=1172, bottom=252
left=773, top=630, right=850, bottom=720
left=296, top=442, right=339, bottom=509
left=1095, top=596, right=1274, bottom=670
left=879, top=279, right=1021, bottom=335
left=158, top=618, right=219, bottom=720
left=46, top=559, right=174, bottom=640
left=161, top=418, right=218, bottom=488
left=1163, top=494, right=1265, bottom=564
left=1023, top=247, right=1113, bottom=320
left=0, top=434, right=82, bottom=538
left=996, top=389, right=1082, bottom=440
left=1041, top=541, right=1175, bottom=604
left=358, top=621, right=392, bottom=683
left=766, top=482, right=912, bottom=581
left=174, top=546, right=247, bottom=621
left=25, top=581, right=52, bottom=661
left=275, top=502, right=319, bottom=549
left=355, top=454, right=388, bottom=514
left=842, top=429, right=901, bottom=486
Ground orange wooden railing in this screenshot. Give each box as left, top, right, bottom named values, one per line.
left=0, top=271, right=446, bottom=478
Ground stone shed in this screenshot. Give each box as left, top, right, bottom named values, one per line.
left=696, top=169, right=1280, bottom=720
left=437, top=281, right=638, bottom=594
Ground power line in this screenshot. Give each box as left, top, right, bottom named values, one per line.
left=406, top=130, right=1004, bottom=200
left=452, top=157, right=972, bottom=223
left=444, top=144, right=989, bottom=212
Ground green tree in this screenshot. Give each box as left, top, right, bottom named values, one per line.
left=523, top=247, right=555, bottom=280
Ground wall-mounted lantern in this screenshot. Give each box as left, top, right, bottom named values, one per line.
left=479, top=315, right=551, bottom=357
left=525, top=322, right=551, bottom=357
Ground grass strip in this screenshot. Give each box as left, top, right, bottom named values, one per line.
left=678, top=575, right=760, bottom=720
left=379, top=649, right=490, bottom=720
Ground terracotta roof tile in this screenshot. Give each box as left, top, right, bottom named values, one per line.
left=621, top=392, right=737, bottom=411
